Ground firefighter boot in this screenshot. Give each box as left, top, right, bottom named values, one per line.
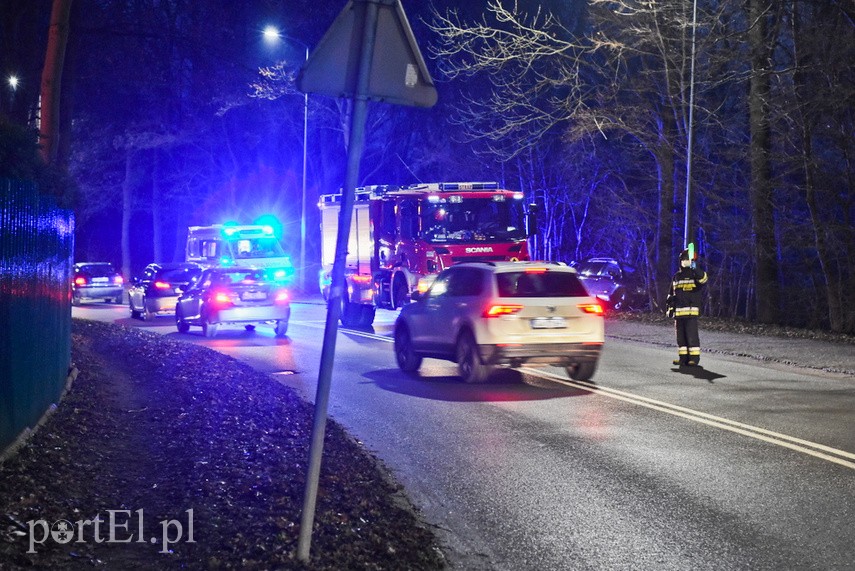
left=687, top=348, right=700, bottom=366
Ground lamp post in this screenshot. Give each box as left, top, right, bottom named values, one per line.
left=264, top=26, right=310, bottom=292
left=683, top=0, right=698, bottom=250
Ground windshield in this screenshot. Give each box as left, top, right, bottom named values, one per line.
left=227, top=237, right=286, bottom=259
left=421, top=197, right=526, bottom=243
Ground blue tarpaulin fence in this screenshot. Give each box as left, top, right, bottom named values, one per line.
left=1, top=178, right=74, bottom=452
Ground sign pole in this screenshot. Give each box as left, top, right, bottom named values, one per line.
left=297, top=0, right=381, bottom=562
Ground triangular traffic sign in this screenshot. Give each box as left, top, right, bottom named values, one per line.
left=297, top=0, right=437, bottom=108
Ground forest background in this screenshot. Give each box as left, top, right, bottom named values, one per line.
left=1, top=0, right=852, bottom=332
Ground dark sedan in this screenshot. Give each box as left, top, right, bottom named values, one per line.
left=175, top=267, right=291, bottom=338
left=572, top=257, right=648, bottom=311
left=71, top=263, right=124, bottom=305
left=128, top=263, right=203, bottom=320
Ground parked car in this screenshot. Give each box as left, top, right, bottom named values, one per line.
left=393, top=261, right=605, bottom=383
left=571, top=257, right=648, bottom=311
left=71, top=263, right=124, bottom=305
left=174, top=267, right=291, bottom=338
left=128, top=263, right=203, bottom=320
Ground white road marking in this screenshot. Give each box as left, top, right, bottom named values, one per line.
left=521, top=367, right=855, bottom=471
left=294, top=318, right=855, bottom=470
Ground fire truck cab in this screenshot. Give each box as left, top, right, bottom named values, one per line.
left=185, top=224, right=295, bottom=283
left=319, top=182, right=533, bottom=327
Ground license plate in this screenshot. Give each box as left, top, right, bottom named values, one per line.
left=531, top=317, right=567, bottom=329
left=242, top=291, right=267, bottom=301
left=92, top=277, right=108, bottom=283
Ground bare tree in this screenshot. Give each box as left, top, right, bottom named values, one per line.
left=428, top=0, right=718, bottom=305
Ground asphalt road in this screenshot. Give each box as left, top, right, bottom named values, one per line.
left=73, top=299, right=855, bottom=570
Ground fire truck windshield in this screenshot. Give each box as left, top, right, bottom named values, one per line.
left=421, top=197, right=526, bottom=244
left=228, top=237, right=286, bottom=259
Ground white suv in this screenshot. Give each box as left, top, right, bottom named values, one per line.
left=394, top=261, right=605, bottom=383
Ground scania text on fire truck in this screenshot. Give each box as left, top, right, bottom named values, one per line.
left=318, top=182, right=536, bottom=327
left=185, top=224, right=295, bottom=283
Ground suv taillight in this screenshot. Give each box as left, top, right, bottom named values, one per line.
left=484, top=304, right=524, bottom=317
left=274, top=289, right=289, bottom=304
left=74, top=277, right=86, bottom=286
left=154, top=281, right=171, bottom=289
left=578, top=303, right=604, bottom=315
left=114, top=276, right=124, bottom=285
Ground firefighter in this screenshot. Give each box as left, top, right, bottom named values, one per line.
left=666, top=247, right=708, bottom=366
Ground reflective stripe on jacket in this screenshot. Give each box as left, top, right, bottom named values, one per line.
left=669, top=267, right=707, bottom=318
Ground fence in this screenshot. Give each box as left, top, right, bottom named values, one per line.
left=1, top=178, right=74, bottom=453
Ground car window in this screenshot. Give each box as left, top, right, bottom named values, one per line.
left=496, top=271, right=588, bottom=298
left=428, top=272, right=451, bottom=297
left=604, top=262, right=620, bottom=279
left=577, top=261, right=602, bottom=276
left=80, top=264, right=115, bottom=277
left=158, top=267, right=201, bottom=283
left=208, top=270, right=266, bottom=287
left=447, top=268, right=483, bottom=297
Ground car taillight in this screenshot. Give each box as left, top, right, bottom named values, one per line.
left=484, top=304, right=524, bottom=317
left=154, top=281, right=171, bottom=289
left=74, top=276, right=86, bottom=286
left=578, top=302, right=604, bottom=315
left=212, top=291, right=232, bottom=307
left=114, top=276, right=124, bottom=285
left=274, top=290, right=289, bottom=304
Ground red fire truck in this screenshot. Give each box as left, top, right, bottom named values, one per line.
left=318, top=182, right=535, bottom=326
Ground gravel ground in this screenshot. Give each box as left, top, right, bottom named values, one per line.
left=608, top=312, right=855, bottom=376
left=0, top=320, right=445, bottom=570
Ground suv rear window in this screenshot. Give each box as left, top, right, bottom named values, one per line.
left=496, top=271, right=588, bottom=298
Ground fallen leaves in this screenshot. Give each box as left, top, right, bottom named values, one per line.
left=0, top=319, right=445, bottom=570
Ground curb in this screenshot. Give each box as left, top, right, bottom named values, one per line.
left=0, top=365, right=79, bottom=464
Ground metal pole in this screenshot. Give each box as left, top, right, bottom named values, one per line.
left=683, top=0, right=699, bottom=249
left=300, top=46, right=309, bottom=292
left=297, top=0, right=380, bottom=562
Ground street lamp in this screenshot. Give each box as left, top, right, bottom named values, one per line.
left=263, top=26, right=310, bottom=293
left=8, top=75, right=18, bottom=90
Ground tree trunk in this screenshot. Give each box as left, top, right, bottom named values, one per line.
left=38, top=0, right=73, bottom=164
left=748, top=0, right=780, bottom=323
left=121, top=150, right=134, bottom=280
left=152, top=151, right=163, bottom=262
left=792, top=5, right=842, bottom=331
